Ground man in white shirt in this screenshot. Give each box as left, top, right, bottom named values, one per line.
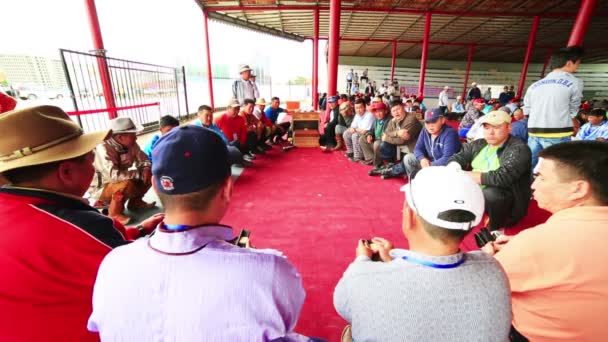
left=438, top=86, right=450, bottom=113
left=232, top=64, right=259, bottom=104
left=344, top=98, right=375, bottom=162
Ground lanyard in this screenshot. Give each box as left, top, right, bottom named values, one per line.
left=162, top=223, right=193, bottom=232
left=401, top=254, right=466, bottom=269
left=483, top=146, right=499, bottom=170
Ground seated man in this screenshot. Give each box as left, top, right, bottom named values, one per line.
left=143, top=115, right=179, bottom=162
left=451, top=95, right=466, bottom=114
left=482, top=141, right=608, bottom=342
left=0, top=106, right=161, bottom=341
left=459, top=98, right=485, bottom=138
left=574, top=108, right=608, bottom=141
left=360, top=102, right=390, bottom=166
left=448, top=111, right=532, bottom=231
left=344, top=98, right=375, bottom=162
left=265, top=96, right=291, bottom=144
left=239, top=98, right=267, bottom=153
left=381, top=108, right=461, bottom=179
left=96, top=117, right=155, bottom=225
left=319, top=95, right=340, bottom=149
left=253, top=98, right=277, bottom=145
left=89, top=126, right=310, bottom=341
left=193, top=105, right=253, bottom=167
left=216, top=99, right=256, bottom=159
left=511, top=109, right=529, bottom=143
left=321, top=101, right=354, bottom=152
left=334, top=166, right=511, bottom=341
left=369, top=101, right=422, bottom=176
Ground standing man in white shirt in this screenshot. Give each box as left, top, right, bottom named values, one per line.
left=232, top=64, right=259, bottom=104
left=438, top=86, right=450, bottom=114
left=88, top=126, right=311, bottom=341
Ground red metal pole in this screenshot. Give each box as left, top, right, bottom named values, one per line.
left=203, top=10, right=215, bottom=110
left=390, top=41, right=397, bottom=82
left=463, top=45, right=474, bottom=98
left=418, top=12, right=431, bottom=97
left=312, top=8, right=319, bottom=110
left=568, top=0, right=597, bottom=46
left=327, top=0, right=341, bottom=96
left=517, top=16, right=540, bottom=98
left=84, top=0, right=117, bottom=119
left=540, top=48, right=552, bottom=78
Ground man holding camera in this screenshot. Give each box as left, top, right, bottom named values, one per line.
left=482, top=141, right=608, bottom=342
left=334, top=166, right=511, bottom=341
left=88, top=126, right=309, bottom=341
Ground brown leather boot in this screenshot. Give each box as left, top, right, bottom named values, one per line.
left=332, top=135, right=345, bottom=151
left=108, top=192, right=131, bottom=225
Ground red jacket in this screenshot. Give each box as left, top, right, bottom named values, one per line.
left=0, top=187, right=139, bottom=341
left=0, top=92, right=17, bottom=114
left=216, top=112, right=247, bottom=146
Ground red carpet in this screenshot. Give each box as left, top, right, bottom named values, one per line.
left=222, top=146, right=550, bottom=340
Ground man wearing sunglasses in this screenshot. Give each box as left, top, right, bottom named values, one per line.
left=334, top=166, right=511, bottom=341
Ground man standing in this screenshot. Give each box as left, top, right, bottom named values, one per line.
left=482, top=141, right=608, bottom=342
left=346, top=68, right=354, bottom=94
left=96, top=117, right=155, bottom=225
left=467, top=82, right=481, bottom=101
left=524, top=46, right=584, bottom=169
left=438, top=86, right=450, bottom=113
left=344, top=98, right=375, bottom=162
left=0, top=106, right=162, bottom=341
left=448, top=111, right=532, bottom=231
left=360, top=68, right=369, bottom=83
left=483, top=87, right=492, bottom=102
left=499, top=86, right=512, bottom=105
left=232, top=64, right=259, bottom=104
left=382, top=108, right=461, bottom=179
left=334, top=166, right=511, bottom=341
left=360, top=102, right=390, bottom=166
left=89, top=126, right=310, bottom=341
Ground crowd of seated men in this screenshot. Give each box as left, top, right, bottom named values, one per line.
left=1, top=48, right=608, bottom=342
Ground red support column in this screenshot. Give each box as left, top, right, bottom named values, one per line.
left=418, top=12, right=431, bottom=97
left=540, top=48, right=552, bottom=78
left=390, top=41, right=397, bottom=82
left=463, top=45, right=474, bottom=98
left=203, top=10, right=215, bottom=110
left=312, top=8, right=320, bottom=110
left=517, top=16, right=540, bottom=98
left=327, top=0, right=341, bottom=96
left=84, top=0, right=117, bottom=119
left=568, top=0, right=597, bottom=46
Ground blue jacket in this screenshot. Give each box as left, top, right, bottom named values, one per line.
left=192, top=119, right=229, bottom=144
left=413, top=124, right=461, bottom=166
left=511, top=118, right=529, bottom=143
left=143, top=134, right=161, bottom=162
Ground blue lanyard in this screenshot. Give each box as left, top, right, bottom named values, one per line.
left=401, top=254, right=466, bottom=269
left=483, top=146, right=499, bottom=170
left=162, top=223, right=192, bottom=232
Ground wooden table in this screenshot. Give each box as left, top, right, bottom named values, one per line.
left=292, top=111, right=320, bottom=147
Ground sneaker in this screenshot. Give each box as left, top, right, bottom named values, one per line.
left=240, top=159, right=254, bottom=167
left=246, top=152, right=256, bottom=160
left=344, top=152, right=354, bottom=158
left=360, top=159, right=373, bottom=165
left=349, top=156, right=362, bottom=162
left=368, top=167, right=383, bottom=176
left=380, top=168, right=397, bottom=179
left=282, top=145, right=295, bottom=152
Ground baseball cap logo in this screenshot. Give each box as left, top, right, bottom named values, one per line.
left=160, top=176, right=175, bottom=191
left=454, top=200, right=465, bottom=204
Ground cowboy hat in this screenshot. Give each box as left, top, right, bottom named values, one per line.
left=109, top=117, right=143, bottom=134
left=0, top=105, right=110, bottom=173
left=239, top=64, right=253, bottom=73
left=255, top=98, right=267, bottom=105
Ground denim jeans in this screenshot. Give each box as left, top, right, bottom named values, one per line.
left=528, top=135, right=571, bottom=170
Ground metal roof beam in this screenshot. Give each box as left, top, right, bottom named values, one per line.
left=207, top=11, right=305, bottom=42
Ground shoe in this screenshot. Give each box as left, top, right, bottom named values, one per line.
left=349, top=156, right=361, bottom=162
left=320, top=146, right=331, bottom=153
left=282, top=145, right=295, bottom=152
left=255, top=146, right=266, bottom=154
left=344, top=152, right=354, bottom=158
left=368, top=167, right=383, bottom=176
left=380, top=167, right=398, bottom=179
left=360, top=159, right=373, bottom=165
left=239, top=160, right=254, bottom=167
left=246, top=153, right=256, bottom=160
left=243, top=154, right=254, bottom=162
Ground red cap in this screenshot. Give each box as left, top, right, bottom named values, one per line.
left=581, top=103, right=591, bottom=110
left=473, top=98, right=486, bottom=105
left=371, top=102, right=387, bottom=111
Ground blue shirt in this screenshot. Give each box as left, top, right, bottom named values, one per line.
left=511, top=118, right=529, bottom=143
left=192, top=119, right=229, bottom=144
left=265, top=107, right=285, bottom=124
left=143, top=134, right=161, bottom=162
left=575, top=120, right=608, bottom=141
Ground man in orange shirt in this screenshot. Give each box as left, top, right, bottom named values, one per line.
left=483, top=141, right=608, bottom=341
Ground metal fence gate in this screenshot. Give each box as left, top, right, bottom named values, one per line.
left=60, top=49, right=188, bottom=133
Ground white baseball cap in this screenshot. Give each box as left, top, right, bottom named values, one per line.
left=400, top=166, right=484, bottom=230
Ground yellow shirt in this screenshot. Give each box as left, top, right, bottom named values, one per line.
left=495, top=206, right=608, bottom=341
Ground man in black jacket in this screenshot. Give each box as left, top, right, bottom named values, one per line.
left=319, top=95, right=340, bottom=149
left=448, top=111, right=532, bottom=231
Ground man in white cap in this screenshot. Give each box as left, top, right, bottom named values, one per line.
left=0, top=106, right=162, bottom=341
left=334, top=166, right=511, bottom=341
left=468, top=81, right=481, bottom=101
left=96, top=117, right=155, bottom=225
left=437, top=85, right=450, bottom=114
left=232, top=64, right=259, bottom=105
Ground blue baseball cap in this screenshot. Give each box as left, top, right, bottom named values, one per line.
left=328, top=96, right=339, bottom=103
left=424, top=108, right=444, bottom=123
left=152, top=126, right=230, bottom=195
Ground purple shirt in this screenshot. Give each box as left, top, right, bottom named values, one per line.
left=88, top=224, right=308, bottom=341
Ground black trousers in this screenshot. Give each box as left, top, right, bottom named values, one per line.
left=319, top=121, right=337, bottom=147
left=483, top=186, right=514, bottom=231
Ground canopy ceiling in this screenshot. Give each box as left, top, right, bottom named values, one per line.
left=196, top=0, right=608, bottom=64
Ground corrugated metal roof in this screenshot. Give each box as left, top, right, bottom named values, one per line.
left=196, top=0, right=608, bottom=63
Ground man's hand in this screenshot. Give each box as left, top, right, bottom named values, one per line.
left=348, top=127, right=355, bottom=133
left=142, top=168, right=152, bottom=186
left=371, top=237, right=394, bottom=262
left=467, top=171, right=482, bottom=184
left=356, top=239, right=373, bottom=258
left=397, top=129, right=410, bottom=140
left=366, top=135, right=373, bottom=144
left=481, top=235, right=512, bottom=256
left=381, top=133, right=387, bottom=142
left=420, top=158, right=431, bottom=168
left=140, top=213, right=165, bottom=234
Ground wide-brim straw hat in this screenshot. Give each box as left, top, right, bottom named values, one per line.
left=0, top=105, right=110, bottom=173
left=256, top=98, right=267, bottom=105
left=239, top=64, right=253, bottom=73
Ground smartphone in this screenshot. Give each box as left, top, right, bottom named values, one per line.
left=235, top=229, right=251, bottom=248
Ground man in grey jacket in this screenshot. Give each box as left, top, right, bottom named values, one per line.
left=334, top=166, right=511, bottom=341
left=232, top=64, right=259, bottom=104
left=523, top=46, right=584, bottom=169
